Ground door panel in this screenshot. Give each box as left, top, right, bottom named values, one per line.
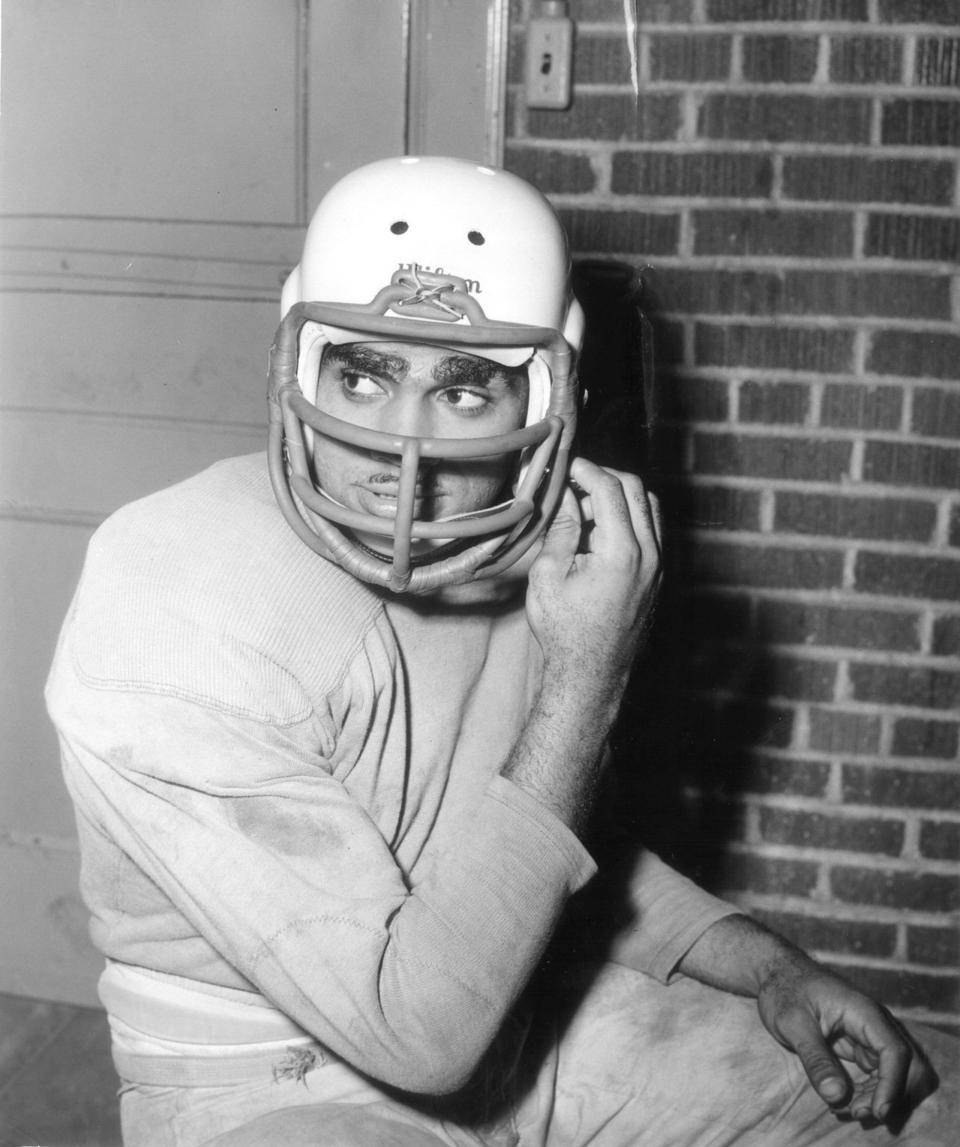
left=1, top=0, right=303, bottom=221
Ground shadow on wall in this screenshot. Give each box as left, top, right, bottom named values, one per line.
left=573, top=259, right=779, bottom=896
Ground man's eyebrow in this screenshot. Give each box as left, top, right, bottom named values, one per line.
left=325, top=344, right=409, bottom=379
left=433, top=355, right=525, bottom=390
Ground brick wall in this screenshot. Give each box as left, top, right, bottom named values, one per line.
left=505, top=0, right=959, bottom=1032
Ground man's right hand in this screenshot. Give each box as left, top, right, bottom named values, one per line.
left=502, top=457, right=662, bottom=834
left=526, top=455, right=662, bottom=698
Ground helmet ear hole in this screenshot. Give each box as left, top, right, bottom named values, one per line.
left=467, top=230, right=485, bottom=246
left=390, top=221, right=409, bottom=235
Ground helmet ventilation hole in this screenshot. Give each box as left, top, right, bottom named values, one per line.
left=467, top=231, right=485, bottom=245
left=390, top=221, right=409, bottom=234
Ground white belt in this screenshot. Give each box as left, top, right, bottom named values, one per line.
left=99, top=960, right=313, bottom=1054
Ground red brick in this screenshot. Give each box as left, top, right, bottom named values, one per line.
left=915, top=37, right=960, bottom=87
left=741, top=757, right=831, bottom=798
left=784, top=156, right=954, bottom=207
left=831, top=866, right=960, bottom=912
left=881, top=99, right=960, bottom=147
left=558, top=208, right=680, bottom=256
left=661, top=483, right=763, bottom=532
left=821, top=963, right=959, bottom=1014
left=886, top=431, right=960, bottom=487
left=809, top=708, right=883, bottom=754
left=573, top=35, right=632, bottom=85
left=695, top=323, right=854, bottom=372
left=773, top=492, right=937, bottom=543
left=693, top=433, right=852, bottom=481
left=849, top=663, right=960, bottom=710
left=843, top=764, right=960, bottom=809
left=821, top=384, right=902, bottom=431
left=769, top=656, right=838, bottom=701
left=689, top=541, right=845, bottom=590
left=689, top=647, right=835, bottom=701
left=641, top=268, right=783, bottom=316
left=783, top=270, right=951, bottom=318
left=932, top=615, right=960, bottom=656
left=892, top=718, right=960, bottom=760
left=829, top=36, right=903, bottom=84
left=576, top=0, right=692, bottom=20
left=920, top=820, right=960, bottom=861
left=762, top=807, right=905, bottom=856
left=909, top=925, right=960, bottom=968
left=756, top=601, right=921, bottom=653
left=721, top=853, right=819, bottom=897
left=528, top=94, right=681, bottom=142
left=503, top=147, right=596, bottom=194
left=856, top=552, right=960, bottom=602
left=863, top=441, right=960, bottom=490
left=649, top=34, right=732, bottom=81
left=752, top=909, right=897, bottom=959
left=912, top=388, right=960, bottom=439
left=708, top=0, right=868, bottom=19
left=699, top=94, right=872, bottom=145
left=742, top=36, right=818, bottom=83
left=659, top=377, right=730, bottom=423
left=879, top=0, right=960, bottom=25
left=612, top=151, right=774, bottom=199
left=694, top=209, right=854, bottom=257
left=739, top=380, right=810, bottom=424
left=865, top=213, right=960, bottom=262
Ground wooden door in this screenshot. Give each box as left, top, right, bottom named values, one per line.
left=0, top=0, right=507, bottom=1004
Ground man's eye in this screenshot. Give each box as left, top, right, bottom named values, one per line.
left=442, top=387, right=486, bottom=411
left=342, top=373, right=383, bottom=399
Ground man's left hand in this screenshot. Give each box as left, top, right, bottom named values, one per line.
left=677, top=913, right=939, bottom=1127
left=756, top=955, right=938, bottom=1125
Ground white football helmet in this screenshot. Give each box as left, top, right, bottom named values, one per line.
left=267, top=155, right=584, bottom=592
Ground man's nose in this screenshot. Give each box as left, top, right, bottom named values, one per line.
left=376, top=395, right=436, bottom=441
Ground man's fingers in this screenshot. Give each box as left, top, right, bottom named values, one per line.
left=568, top=457, right=660, bottom=563
left=868, top=1013, right=935, bottom=1122
left=870, top=1039, right=911, bottom=1121
left=568, top=457, right=632, bottom=558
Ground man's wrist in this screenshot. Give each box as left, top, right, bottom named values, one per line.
left=676, top=913, right=815, bottom=998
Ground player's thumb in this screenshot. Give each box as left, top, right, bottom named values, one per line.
left=778, top=1007, right=850, bottom=1108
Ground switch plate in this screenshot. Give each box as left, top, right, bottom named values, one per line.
left=525, top=15, right=573, bottom=109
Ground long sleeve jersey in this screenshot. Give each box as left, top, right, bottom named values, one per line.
left=46, top=453, right=734, bottom=1095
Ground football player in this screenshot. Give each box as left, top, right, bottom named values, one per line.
left=48, top=157, right=953, bottom=1146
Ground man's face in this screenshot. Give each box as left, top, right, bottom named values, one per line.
left=311, top=341, right=530, bottom=550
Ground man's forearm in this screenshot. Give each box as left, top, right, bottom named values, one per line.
left=675, top=912, right=817, bottom=997
left=500, top=665, right=626, bottom=837
left=504, top=457, right=662, bottom=837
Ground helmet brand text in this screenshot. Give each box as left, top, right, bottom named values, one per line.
left=397, top=263, right=481, bottom=294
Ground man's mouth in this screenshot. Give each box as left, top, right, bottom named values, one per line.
left=354, top=479, right=444, bottom=519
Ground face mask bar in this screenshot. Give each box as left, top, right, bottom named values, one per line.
left=268, top=300, right=576, bottom=593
